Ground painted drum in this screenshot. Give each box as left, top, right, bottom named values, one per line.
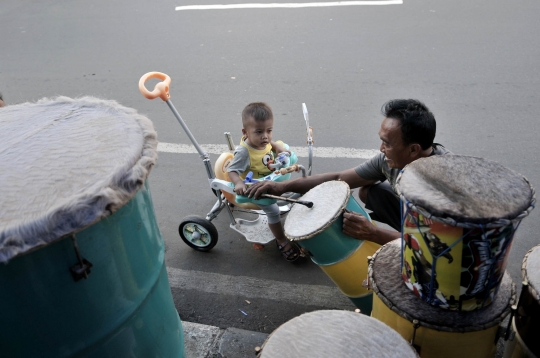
left=0, top=97, right=185, bottom=357
left=260, top=310, right=418, bottom=358
left=369, top=240, right=516, bottom=358
left=395, top=155, right=535, bottom=311
left=504, top=244, right=540, bottom=358
left=284, top=181, right=380, bottom=314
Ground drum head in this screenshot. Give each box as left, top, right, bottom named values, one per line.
left=523, top=244, right=540, bottom=301
left=260, top=310, right=418, bottom=358
left=396, top=155, right=534, bottom=225
left=0, top=97, right=157, bottom=263
left=370, top=240, right=515, bottom=331
left=284, top=181, right=350, bottom=241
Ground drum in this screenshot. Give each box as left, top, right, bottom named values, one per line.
left=504, top=244, right=540, bottom=358
left=0, top=97, right=185, bottom=357
left=284, top=180, right=380, bottom=314
left=369, top=240, right=516, bottom=358
left=396, top=155, right=534, bottom=311
left=259, top=310, right=418, bottom=357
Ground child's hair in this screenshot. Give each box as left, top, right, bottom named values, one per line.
left=242, top=102, right=273, bottom=127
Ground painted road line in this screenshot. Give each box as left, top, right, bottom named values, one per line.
left=158, top=142, right=379, bottom=159
left=167, top=267, right=355, bottom=309
left=175, top=1, right=403, bottom=11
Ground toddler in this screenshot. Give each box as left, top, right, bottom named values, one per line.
left=228, top=102, right=300, bottom=262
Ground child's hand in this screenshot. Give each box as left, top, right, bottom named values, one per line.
left=234, top=182, right=247, bottom=196
left=271, top=142, right=290, bottom=156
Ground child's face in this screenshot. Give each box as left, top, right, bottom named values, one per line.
left=242, top=116, right=273, bottom=150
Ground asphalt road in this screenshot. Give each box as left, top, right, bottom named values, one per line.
left=2, top=0, right=540, bottom=335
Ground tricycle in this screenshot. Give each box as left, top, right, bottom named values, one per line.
left=138, top=72, right=314, bottom=251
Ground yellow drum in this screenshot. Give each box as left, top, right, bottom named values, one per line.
left=504, top=244, right=540, bottom=358
left=369, top=240, right=516, bottom=358
left=284, top=181, right=380, bottom=313
left=259, top=310, right=418, bottom=357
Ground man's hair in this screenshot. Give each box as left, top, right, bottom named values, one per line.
left=242, top=102, right=273, bottom=127
left=382, top=99, right=436, bottom=150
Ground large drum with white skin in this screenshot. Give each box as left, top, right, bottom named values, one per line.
left=0, top=97, right=185, bottom=357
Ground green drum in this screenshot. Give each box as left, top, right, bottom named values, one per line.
left=284, top=181, right=381, bottom=314
left=0, top=97, right=185, bottom=357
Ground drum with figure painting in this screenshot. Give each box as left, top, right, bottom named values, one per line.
left=259, top=309, right=419, bottom=358
left=504, top=244, right=540, bottom=358
left=369, top=240, right=515, bottom=358
left=395, top=155, right=534, bottom=311
left=0, top=97, right=185, bottom=357
left=284, top=180, right=380, bottom=314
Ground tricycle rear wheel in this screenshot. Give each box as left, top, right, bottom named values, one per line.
left=179, top=216, right=218, bottom=251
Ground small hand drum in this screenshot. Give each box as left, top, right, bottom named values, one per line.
left=284, top=181, right=380, bottom=313
left=396, top=155, right=534, bottom=311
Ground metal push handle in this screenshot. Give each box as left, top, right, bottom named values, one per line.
left=139, top=72, right=172, bottom=101
left=138, top=72, right=213, bottom=181
left=302, top=103, right=314, bottom=176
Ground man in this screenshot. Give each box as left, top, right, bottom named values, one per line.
left=246, top=99, right=451, bottom=246
left=0, top=92, right=5, bottom=107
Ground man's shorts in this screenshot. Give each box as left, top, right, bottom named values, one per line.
left=363, top=181, right=401, bottom=231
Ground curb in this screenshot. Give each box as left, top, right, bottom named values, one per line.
left=182, top=321, right=269, bottom=358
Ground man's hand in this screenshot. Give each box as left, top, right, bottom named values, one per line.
left=343, top=210, right=376, bottom=241
left=245, top=180, right=284, bottom=199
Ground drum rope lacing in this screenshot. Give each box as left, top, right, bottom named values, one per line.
left=400, top=198, right=521, bottom=309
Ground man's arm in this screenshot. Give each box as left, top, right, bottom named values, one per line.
left=246, top=168, right=377, bottom=199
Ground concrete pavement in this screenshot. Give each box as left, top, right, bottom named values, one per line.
left=181, top=318, right=508, bottom=358
left=182, top=321, right=269, bottom=358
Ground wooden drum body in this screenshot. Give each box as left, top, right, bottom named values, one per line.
left=259, top=310, right=418, bottom=358
left=369, top=240, right=515, bottom=358
left=284, top=181, right=380, bottom=314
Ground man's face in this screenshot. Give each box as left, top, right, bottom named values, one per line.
left=242, top=116, right=273, bottom=150
left=0, top=99, right=5, bottom=108
left=378, top=117, right=412, bottom=169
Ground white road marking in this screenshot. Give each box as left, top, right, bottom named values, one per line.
left=158, top=142, right=379, bottom=159
left=167, top=267, right=355, bottom=308
left=175, top=1, right=403, bottom=11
